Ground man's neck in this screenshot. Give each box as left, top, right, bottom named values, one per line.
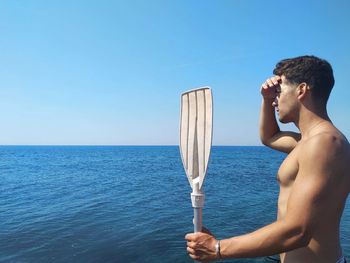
left=295, top=106, right=331, bottom=139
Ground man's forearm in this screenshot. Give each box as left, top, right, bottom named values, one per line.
left=220, top=220, right=309, bottom=259
left=259, top=98, right=280, bottom=144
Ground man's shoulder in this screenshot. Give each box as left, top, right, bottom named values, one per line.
left=299, top=129, right=350, bottom=165
left=310, top=132, right=344, bottom=145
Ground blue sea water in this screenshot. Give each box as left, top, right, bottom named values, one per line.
left=0, top=146, right=349, bottom=263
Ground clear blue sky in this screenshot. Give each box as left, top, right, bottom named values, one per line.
left=1, top=0, right=349, bottom=145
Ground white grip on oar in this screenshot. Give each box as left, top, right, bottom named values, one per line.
left=191, top=179, right=204, bottom=263
left=191, top=178, right=204, bottom=233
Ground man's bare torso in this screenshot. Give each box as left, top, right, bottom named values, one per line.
left=277, top=124, right=350, bottom=263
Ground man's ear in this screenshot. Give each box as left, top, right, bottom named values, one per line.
left=297, top=83, right=309, bottom=100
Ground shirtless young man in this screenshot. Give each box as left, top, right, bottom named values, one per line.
left=185, top=55, right=350, bottom=263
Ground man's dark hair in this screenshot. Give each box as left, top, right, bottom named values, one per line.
left=273, top=55, right=335, bottom=103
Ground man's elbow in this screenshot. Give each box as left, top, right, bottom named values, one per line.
left=261, top=139, right=268, bottom=146
left=284, top=226, right=312, bottom=250
left=293, top=229, right=311, bottom=248
left=259, top=132, right=268, bottom=145
left=259, top=131, right=277, bottom=147
left=260, top=137, right=272, bottom=147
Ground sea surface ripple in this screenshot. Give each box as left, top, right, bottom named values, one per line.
left=0, top=146, right=349, bottom=262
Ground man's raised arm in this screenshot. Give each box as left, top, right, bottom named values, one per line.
left=259, top=76, right=300, bottom=153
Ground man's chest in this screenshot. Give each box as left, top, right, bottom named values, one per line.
left=277, top=147, right=300, bottom=187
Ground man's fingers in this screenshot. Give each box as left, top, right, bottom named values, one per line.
left=266, top=78, right=274, bottom=87
left=185, top=233, right=194, bottom=241
left=186, top=241, right=200, bottom=260
left=187, top=241, right=196, bottom=249
left=189, top=254, right=200, bottom=260
left=261, top=83, right=268, bottom=90
left=187, top=246, right=196, bottom=254
left=185, top=232, right=217, bottom=262
left=274, top=75, right=281, bottom=81
left=185, top=232, right=200, bottom=241
left=261, top=76, right=280, bottom=100
left=272, top=75, right=281, bottom=84
left=264, top=77, right=281, bottom=88
left=272, top=79, right=279, bottom=85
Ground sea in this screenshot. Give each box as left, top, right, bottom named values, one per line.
left=0, top=146, right=349, bottom=263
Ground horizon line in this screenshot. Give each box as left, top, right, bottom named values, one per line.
left=0, top=144, right=264, bottom=147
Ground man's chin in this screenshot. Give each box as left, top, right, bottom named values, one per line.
left=278, top=116, right=290, bottom=124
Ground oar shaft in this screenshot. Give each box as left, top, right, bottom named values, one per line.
left=194, top=207, right=202, bottom=263
left=193, top=207, right=202, bottom=232
left=191, top=181, right=204, bottom=262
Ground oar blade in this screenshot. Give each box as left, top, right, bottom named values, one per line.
left=179, top=87, right=213, bottom=190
